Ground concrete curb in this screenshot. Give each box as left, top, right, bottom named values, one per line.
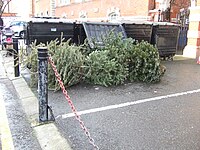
left=173, top=55, right=195, bottom=61
left=0, top=51, right=72, bottom=150
left=12, top=77, right=72, bottom=150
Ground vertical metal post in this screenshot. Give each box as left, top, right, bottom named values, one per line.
left=13, top=38, right=20, bottom=77
left=158, top=9, right=161, bottom=22
left=38, top=47, right=48, bottom=122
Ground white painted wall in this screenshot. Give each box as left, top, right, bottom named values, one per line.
left=4, top=0, right=31, bottom=19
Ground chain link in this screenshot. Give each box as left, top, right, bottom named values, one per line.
left=48, top=55, right=99, bottom=150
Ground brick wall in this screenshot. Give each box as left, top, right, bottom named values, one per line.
left=55, top=0, right=153, bottom=20
left=34, top=0, right=189, bottom=22
left=170, top=0, right=190, bottom=19
left=35, top=0, right=51, bottom=16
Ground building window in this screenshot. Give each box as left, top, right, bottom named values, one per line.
left=59, top=0, right=70, bottom=5
left=79, top=11, right=87, bottom=18
left=108, top=12, right=118, bottom=20
left=75, top=0, right=82, bottom=3
left=107, top=7, right=120, bottom=21
left=62, top=12, right=67, bottom=18
left=191, top=0, right=196, bottom=7
left=74, top=0, right=90, bottom=3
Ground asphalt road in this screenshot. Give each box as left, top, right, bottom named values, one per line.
left=44, top=58, right=200, bottom=150
left=1, top=40, right=200, bottom=149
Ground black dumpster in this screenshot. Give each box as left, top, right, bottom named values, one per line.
left=123, top=23, right=153, bottom=43
left=151, top=23, right=180, bottom=59
left=25, top=18, right=75, bottom=46
left=82, top=22, right=127, bottom=48
left=74, top=23, right=87, bottom=46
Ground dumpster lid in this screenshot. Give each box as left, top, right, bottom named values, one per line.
left=28, top=17, right=74, bottom=23
left=152, top=22, right=180, bottom=26
left=82, top=22, right=127, bottom=48
left=111, top=20, right=154, bottom=25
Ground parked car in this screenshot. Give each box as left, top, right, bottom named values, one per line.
left=9, top=21, right=27, bottom=38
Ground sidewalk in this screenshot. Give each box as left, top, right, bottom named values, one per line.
left=0, top=50, right=72, bottom=150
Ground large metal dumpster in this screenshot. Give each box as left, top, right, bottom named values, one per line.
left=123, top=23, right=153, bottom=43
left=74, top=23, right=87, bottom=46
left=151, top=23, right=180, bottom=59
left=82, top=22, right=127, bottom=48
left=25, top=18, right=75, bottom=45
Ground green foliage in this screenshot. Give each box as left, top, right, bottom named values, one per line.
left=103, top=32, right=135, bottom=64
left=84, top=32, right=164, bottom=84
left=84, top=50, right=128, bottom=87
left=21, top=39, right=85, bottom=90
left=20, top=31, right=165, bottom=89
left=47, top=40, right=85, bottom=90
left=20, top=41, right=40, bottom=87
left=127, top=41, right=163, bottom=83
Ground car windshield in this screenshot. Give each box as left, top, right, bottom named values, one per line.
left=10, top=21, right=26, bottom=27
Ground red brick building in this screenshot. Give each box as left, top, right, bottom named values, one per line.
left=34, top=0, right=190, bottom=22
left=54, top=0, right=155, bottom=21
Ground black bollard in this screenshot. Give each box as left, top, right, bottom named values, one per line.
left=13, top=38, right=20, bottom=77
left=38, top=47, right=49, bottom=122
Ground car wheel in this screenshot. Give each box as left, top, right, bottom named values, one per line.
left=19, top=31, right=24, bottom=39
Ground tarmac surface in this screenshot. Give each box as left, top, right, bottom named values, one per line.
left=1, top=47, right=200, bottom=149
left=45, top=56, right=200, bottom=150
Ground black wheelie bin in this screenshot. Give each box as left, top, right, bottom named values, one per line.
left=151, top=22, right=180, bottom=60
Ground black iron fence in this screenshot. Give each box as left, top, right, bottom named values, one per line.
left=177, top=26, right=188, bottom=52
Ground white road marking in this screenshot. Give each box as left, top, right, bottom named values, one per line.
left=0, top=90, right=15, bottom=150
left=59, top=89, right=200, bottom=119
